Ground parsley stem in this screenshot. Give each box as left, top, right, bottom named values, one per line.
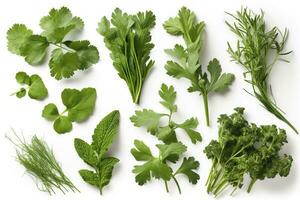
left=164, top=181, right=169, bottom=193
left=202, top=93, right=210, bottom=126
left=171, top=175, right=181, bottom=194
left=50, top=42, right=75, bottom=53
left=247, top=178, right=257, bottom=193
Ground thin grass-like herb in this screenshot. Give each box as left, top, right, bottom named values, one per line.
left=226, top=8, right=298, bottom=133
left=7, top=131, right=79, bottom=195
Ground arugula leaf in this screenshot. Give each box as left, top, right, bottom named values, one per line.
left=42, top=87, right=97, bottom=134
left=98, top=8, right=155, bottom=104
left=204, top=107, right=293, bottom=196
left=226, top=8, right=297, bottom=134
left=74, top=110, right=120, bottom=195
left=131, top=140, right=199, bottom=193
left=164, top=7, right=234, bottom=126
left=131, top=83, right=201, bottom=144
left=7, top=7, right=99, bottom=80
left=12, top=72, right=48, bottom=100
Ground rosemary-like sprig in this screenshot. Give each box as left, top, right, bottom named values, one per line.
left=7, top=131, right=79, bottom=195
left=226, top=8, right=298, bottom=134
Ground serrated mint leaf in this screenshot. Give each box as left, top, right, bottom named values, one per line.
left=74, top=111, right=120, bottom=194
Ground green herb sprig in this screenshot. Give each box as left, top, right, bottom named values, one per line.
left=131, top=140, right=199, bottom=193
left=226, top=8, right=297, bottom=133
left=97, top=8, right=155, bottom=104
left=74, top=111, right=120, bottom=195
left=42, top=87, right=97, bottom=134
left=11, top=71, right=48, bottom=100
left=204, top=108, right=293, bottom=197
left=7, top=7, right=99, bottom=80
left=164, top=7, right=235, bottom=126
left=7, top=131, right=79, bottom=195
left=130, top=83, right=202, bottom=144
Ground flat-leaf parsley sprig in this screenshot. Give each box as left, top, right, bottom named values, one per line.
left=164, top=7, right=234, bottom=126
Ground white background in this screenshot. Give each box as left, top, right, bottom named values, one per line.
left=0, top=0, right=299, bottom=199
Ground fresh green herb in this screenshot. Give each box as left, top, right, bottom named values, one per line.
left=42, top=87, right=97, bottom=134
left=7, top=7, right=99, bottom=80
left=7, top=131, right=79, bottom=195
left=226, top=8, right=297, bottom=133
left=130, top=83, right=202, bottom=144
left=164, top=7, right=235, bottom=126
left=74, top=110, right=120, bottom=195
left=97, top=8, right=155, bottom=104
left=11, top=71, right=48, bottom=100
left=131, top=140, right=199, bottom=193
left=204, top=107, right=293, bottom=197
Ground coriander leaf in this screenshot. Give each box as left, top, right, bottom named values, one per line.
left=20, top=35, right=49, bottom=65
left=7, top=7, right=99, bottom=80
left=53, top=116, right=73, bottom=134
left=132, top=158, right=172, bottom=185
left=131, top=140, right=153, bottom=161
left=7, top=24, right=33, bottom=55
left=49, top=49, right=79, bottom=80
left=74, top=111, right=120, bottom=195
left=156, top=142, right=187, bottom=161
left=42, top=103, right=59, bottom=120
left=92, top=110, right=120, bottom=158
left=130, top=109, right=164, bottom=134
left=177, top=118, right=202, bottom=144
left=159, top=84, right=177, bottom=112
left=210, top=73, right=235, bottom=92
left=98, top=157, right=119, bottom=193
left=40, top=7, right=84, bottom=43
left=28, top=74, right=48, bottom=99
left=165, top=44, right=187, bottom=65
left=131, top=83, right=202, bottom=145
left=63, top=40, right=99, bottom=70
left=165, top=60, right=186, bottom=78
left=175, top=157, right=200, bottom=184
left=79, top=169, right=99, bottom=186
left=74, top=138, right=98, bottom=167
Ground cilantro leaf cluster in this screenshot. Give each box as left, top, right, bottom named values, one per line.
left=204, top=107, right=293, bottom=196
left=12, top=71, right=48, bottom=100
left=226, top=8, right=298, bottom=134
left=7, top=7, right=99, bottom=80
left=130, top=83, right=201, bottom=193
left=164, top=7, right=235, bottom=126
left=74, top=111, right=120, bottom=195
left=131, top=84, right=202, bottom=144
left=131, top=140, right=199, bottom=193
left=97, top=8, right=155, bottom=104
left=42, top=87, right=97, bottom=134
